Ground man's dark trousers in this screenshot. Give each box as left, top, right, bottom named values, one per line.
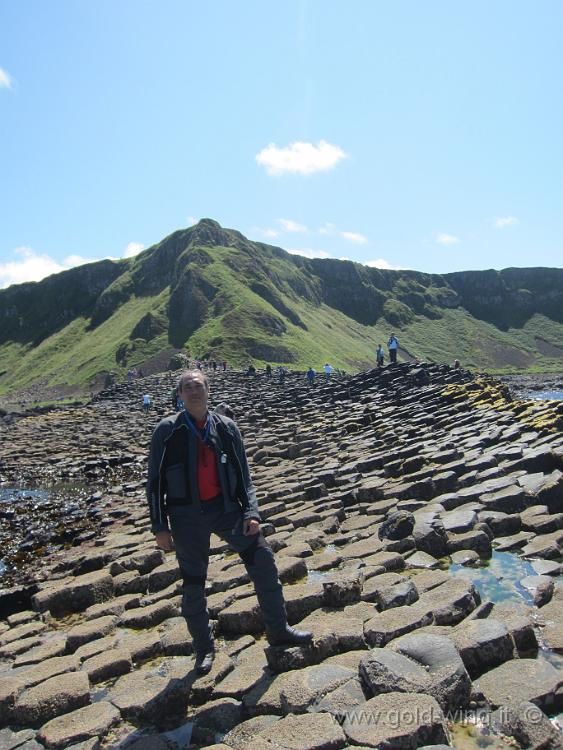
left=168, top=497, right=286, bottom=654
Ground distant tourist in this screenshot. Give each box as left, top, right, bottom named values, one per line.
left=212, top=361, right=217, bottom=371
left=323, top=363, right=333, bottom=383
left=265, top=364, right=272, bottom=379
left=277, top=366, right=286, bottom=384
left=453, top=359, right=460, bottom=369
left=306, top=367, right=315, bottom=386
left=376, top=345, right=384, bottom=367
left=143, top=394, right=151, bottom=414
left=246, top=364, right=256, bottom=376
left=222, top=361, right=227, bottom=371
left=146, top=370, right=312, bottom=675
left=388, top=334, right=399, bottom=364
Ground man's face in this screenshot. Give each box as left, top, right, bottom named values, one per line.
left=179, top=373, right=209, bottom=413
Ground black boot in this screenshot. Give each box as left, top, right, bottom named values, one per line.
left=195, top=647, right=215, bottom=676
left=267, top=625, right=313, bottom=647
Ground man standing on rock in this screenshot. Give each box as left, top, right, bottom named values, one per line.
left=146, top=370, right=312, bottom=675
left=387, top=333, right=399, bottom=364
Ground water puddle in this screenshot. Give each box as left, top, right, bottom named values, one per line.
left=0, top=481, right=95, bottom=584
left=524, top=390, right=563, bottom=401
left=448, top=720, right=518, bottom=749
left=0, top=486, right=51, bottom=504
left=449, top=550, right=536, bottom=605
left=447, top=549, right=563, bottom=746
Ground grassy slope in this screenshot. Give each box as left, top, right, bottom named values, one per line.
left=186, top=247, right=384, bottom=370
left=0, top=291, right=169, bottom=395
left=401, top=309, right=563, bottom=373
left=1, top=242, right=562, bottom=397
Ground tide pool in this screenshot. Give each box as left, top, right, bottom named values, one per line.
left=526, top=389, right=563, bottom=401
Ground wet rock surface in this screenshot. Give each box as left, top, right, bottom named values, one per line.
left=1, top=363, right=563, bottom=748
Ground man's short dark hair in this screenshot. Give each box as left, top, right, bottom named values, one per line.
left=178, top=370, right=210, bottom=390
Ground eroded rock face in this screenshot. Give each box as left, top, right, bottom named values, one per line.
left=0, top=364, right=562, bottom=745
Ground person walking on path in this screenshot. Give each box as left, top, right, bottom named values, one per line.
left=323, top=363, right=333, bottom=383
left=376, top=345, right=384, bottom=367
left=265, top=364, right=272, bottom=379
left=146, top=370, right=312, bottom=675
left=387, top=333, right=399, bottom=364
left=143, top=393, right=151, bottom=414
left=306, top=367, right=315, bottom=386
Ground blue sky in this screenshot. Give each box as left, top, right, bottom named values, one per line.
left=1, top=1, right=562, bottom=288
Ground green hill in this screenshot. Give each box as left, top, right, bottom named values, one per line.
left=1, top=219, right=562, bottom=398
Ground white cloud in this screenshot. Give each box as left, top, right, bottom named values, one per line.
left=340, top=231, right=367, bottom=245
left=186, top=216, right=198, bottom=226
left=436, top=233, right=460, bottom=246
left=251, top=227, right=280, bottom=240
left=0, top=247, right=65, bottom=287
left=278, top=218, right=308, bottom=233
left=123, top=241, right=145, bottom=258
left=256, top=140, right=346, bottom=176
left=318, top=223, right=336, bottom=236
left=63, top=254, right=95, bottom=267
left=286, top=247, right=332, bottom=260
left=494, top=216, right=518, bottom=229
left=0, top=244, right=126, bottom=288
left=0, top=67, right=12, bottom=89
left=364, top=258, right=403, bottom=270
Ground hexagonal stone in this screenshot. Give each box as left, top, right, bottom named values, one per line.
left=475, top=658, right=563, bottom=713
left=257, top=711, right=347, bottom=750
left=190, top=697, right=243, bottom=734
left=81, top=647, right=132, bottom=683
left=13, top=636, right=68, bottom=667
left=342, top=692, right=448, bottom=748
left=450, top=618, right=514, bottom=677
left=108, top=669, right=191, bottom=725
left=32, top=571, right=114, bottom=617
left=13, top=671, right=90, bottom=728
left=37, top=701, right=120, bottom=749
left=67, top=616, right=119, bottom=652
left=361, top=573, right=418, bottom=610
left=277, top=663, right=357, bottom=713
left=520, top=575, right=554, bottom=606
left=489, top=603, right=538, bottom=655
left=364, top=603, right=433, bottom=647
left=0, top=621, right=47, bottom=646
left=119, top=600, right=178, bottom=629
left=416, top=578, right=479, bottom=625
left=389, top=633, right=471, bottom=711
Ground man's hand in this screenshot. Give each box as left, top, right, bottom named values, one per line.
left=155, top=531, right=175, bottom=551
left=243, top=519, right=260, bottom=535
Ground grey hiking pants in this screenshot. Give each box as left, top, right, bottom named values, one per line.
left=167, top=496, right=287, bottom=655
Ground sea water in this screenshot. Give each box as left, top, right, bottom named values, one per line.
left=526, top=389, right=563, bottom=401
left=449, top=549, right=537, bottom=605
